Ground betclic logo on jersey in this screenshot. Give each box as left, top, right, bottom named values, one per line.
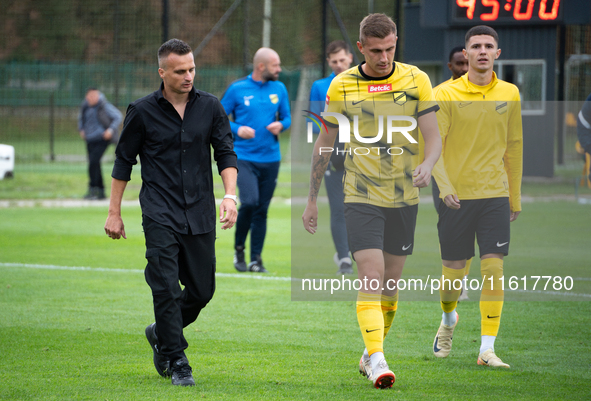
left=368, top=84, right=392, bottom=93
left=303, top=109, right=418, bottom=157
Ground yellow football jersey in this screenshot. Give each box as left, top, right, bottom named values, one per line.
left=432, top=72, right=523, bottom=212
left=323, top=62, right=438, bottom=208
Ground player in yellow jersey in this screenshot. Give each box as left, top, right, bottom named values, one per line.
left=302, top=14, right=441, bottom=389
left=431, top=25, right=522, bottom=368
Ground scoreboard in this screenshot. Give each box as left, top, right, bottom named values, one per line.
left=451, top=0, right=562, bottom=25
left=419, top=0, right=590, bottom=27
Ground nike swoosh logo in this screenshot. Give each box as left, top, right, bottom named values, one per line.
left=433, top=337, right=441, bottom=353
left=366, top=328, right=380, bottom=333
left=402, top=244, right=412, bottom=251
left=496, top=242, right=509, bottom=247
left=458, top=102, right=472, bottom=108
left=352, top=99, right=365, bottom=105
left=487, top=315, right=500, bottom=319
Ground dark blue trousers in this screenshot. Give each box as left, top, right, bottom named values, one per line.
left=235, top=160, right=280, bottom=261
left=324, top=167, right=349, bottom=259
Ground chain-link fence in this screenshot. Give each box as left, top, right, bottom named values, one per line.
left=0, top=0, right=403, bottom=173
left=1, top=1, right=590, bottom=177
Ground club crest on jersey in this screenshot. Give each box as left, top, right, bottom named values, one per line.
left=393, top=91, right=407, bottom=105
left=269, top=94, right=279, bottom=104
left=325, top=95, right=330, bottom=106
left=495, top=101, right=508, bottom=115
left=368, top=84, right=392, bottom=93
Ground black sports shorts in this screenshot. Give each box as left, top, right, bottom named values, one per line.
left=438, top=197, right=510, bottom=261
left=344, top=203, right=418, bottom=256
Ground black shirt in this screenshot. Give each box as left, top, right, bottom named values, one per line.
left=112, top=83, right=237, bottom=235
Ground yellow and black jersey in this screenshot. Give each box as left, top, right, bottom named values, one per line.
left=323, top=62, right=438, bottom=208
left=431, top=72, right=523, bottom=212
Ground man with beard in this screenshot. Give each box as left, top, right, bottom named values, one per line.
left=221, top=48, right=291, bottom=273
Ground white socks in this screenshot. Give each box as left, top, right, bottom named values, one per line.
left=442, top=310, right=457, bottom=327
left=480, top=335, right=496, bottom=354
left=370, top=351, right=385, bottom=372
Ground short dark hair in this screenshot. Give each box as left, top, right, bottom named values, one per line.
left=158, top=39, right=192, bottom=67
left=359, top=13, right=397, bottom=44
left=448, top=46, right=465, bottom=62
left=465, top=25, right=499, bottom=46
left=326, top=40, right=350, bottom=58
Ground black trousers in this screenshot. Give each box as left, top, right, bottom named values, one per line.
left=142, top=215, right=216, bottom=361
left=86, top=139, right=111, bottom=189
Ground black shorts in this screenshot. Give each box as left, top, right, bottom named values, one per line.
left=344, top=203, right=418, bottom=256
left=438, top=197, right=510, bottom=261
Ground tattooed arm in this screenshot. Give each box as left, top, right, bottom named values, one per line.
left=302, top=125, right=338, bottom=234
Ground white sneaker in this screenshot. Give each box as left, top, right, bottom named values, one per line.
left=371, top=358, right=395, bottom=389
left=334, top=253, right=353, bottom=275
left=433, top=312, right=459, bottom=358
left=477, top=348, right=510, bottom=368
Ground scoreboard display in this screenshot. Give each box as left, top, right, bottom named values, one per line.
left=450, top=0, right=563, bottom=25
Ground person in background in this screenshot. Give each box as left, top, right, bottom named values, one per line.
left=576, top=92, right=591, bottom=182
left=78, top=88, right=122, bottom=200
left=221, top=47, right=291, bottom=273
left=309, top=40, right=354, bottom=275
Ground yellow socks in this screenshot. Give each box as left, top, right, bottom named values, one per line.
left=357, top=292, right=383, bottom=356
left=381, top=293, right=398, bottom=339
left=480, top=258, right=504, bottom=336
left=440, top=265, right=465, bottom=313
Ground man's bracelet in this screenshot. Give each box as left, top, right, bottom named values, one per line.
left=223, top=194, right=237, bottom=205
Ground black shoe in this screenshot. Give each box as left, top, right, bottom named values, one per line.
left=83, top=187, right=106, bottom=200
left=248, top=255, right=268, bottom=273
left=83, top=187, right=98, bottom=200
left=170, top=357, right=195, bottom=386
left=95, top=188, right=106, bottom=200
left=234, top=246, right=247, bottom=272
left=145, top=323, right=170, bottom=377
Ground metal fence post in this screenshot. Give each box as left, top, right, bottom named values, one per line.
left=243, top=0, right=250, bottom=74
left=162, top=0, right=169, bottom=43
left=49, top=91, right=55, bottom=162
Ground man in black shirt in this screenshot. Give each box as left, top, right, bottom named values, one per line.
left=104, top=39, right=238, bottom=387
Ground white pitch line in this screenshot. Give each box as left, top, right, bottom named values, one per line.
left=0, top=262, right=292, bottom=282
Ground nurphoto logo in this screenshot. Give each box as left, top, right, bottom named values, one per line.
left=304, top=110, right=418, bottom=156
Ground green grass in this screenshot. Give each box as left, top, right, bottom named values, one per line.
left=1, top=202, right=591, bottom=399
left=0, top=162, right=292, bottom=201
left=0, top=134, right=294, bottom=200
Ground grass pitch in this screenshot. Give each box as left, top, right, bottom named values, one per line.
left=1, top=201, right=590, bottom=400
